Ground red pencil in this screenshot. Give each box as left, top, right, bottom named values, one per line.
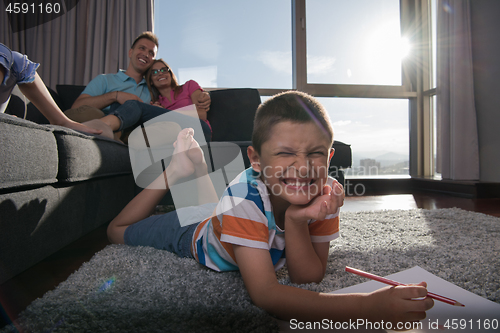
left=345, top=266, right=465, bottom=307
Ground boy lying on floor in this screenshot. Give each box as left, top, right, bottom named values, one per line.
left=107, top=91, right=434, bottom=325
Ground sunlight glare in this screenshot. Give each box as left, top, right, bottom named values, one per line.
left=399, top=37, right=411, bottom=60
left=366, top=22, right=411, bottom=65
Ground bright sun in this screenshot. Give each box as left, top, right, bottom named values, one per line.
left=398, top=37, right=412, bottom=59
left=364, top=20, right=412, bottom=81
left=366, top=24, right=412, bottom=63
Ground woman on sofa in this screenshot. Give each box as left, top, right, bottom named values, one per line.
left=0, top=43, right=102, bottom=135
left=146, top=59, right=211, bottom=133
left=87, top=59, right=212, bottom=144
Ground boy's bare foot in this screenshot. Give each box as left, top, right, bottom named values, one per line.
left=185, top=134, right=205, bottom=167
left=169, top=128, right=197, bottom=180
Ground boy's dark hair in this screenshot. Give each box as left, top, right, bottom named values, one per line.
left=252, top=91, right=334, bottom=154
left=131, top=31, right=159, bottom=49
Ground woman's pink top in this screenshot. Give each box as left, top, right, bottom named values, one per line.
left=158, top=80, right=211, bottom=131
left=158, top=80, right=200, bottom=110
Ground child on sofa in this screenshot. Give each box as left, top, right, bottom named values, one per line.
left=107, top=91, right=433, bottom=325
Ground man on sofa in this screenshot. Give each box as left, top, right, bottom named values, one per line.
left=67, top=31, right=211, bottom=143
left=0, top=43, right=102, bottom=135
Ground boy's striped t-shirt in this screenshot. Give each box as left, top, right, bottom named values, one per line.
left=191, top=168, right=340, bottom=272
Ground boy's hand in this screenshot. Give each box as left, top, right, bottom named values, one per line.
left=284, top=181, right=343, bottom=284
left=363, top=282, right=434, bottom=324
left=286, top=181, right=344, bottom=224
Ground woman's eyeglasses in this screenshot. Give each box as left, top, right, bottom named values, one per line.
left=151, top=67, right=170, bottom=76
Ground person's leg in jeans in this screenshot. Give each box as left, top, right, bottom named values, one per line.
left=80, top=100, right=142, bottom=141
left=91, top=100, right=211, bottom=143
left=134, top=101, right=212, bottom=144
left=104, top=100, right=143, bottom=132
left=107, top=128, right=218, bottom=245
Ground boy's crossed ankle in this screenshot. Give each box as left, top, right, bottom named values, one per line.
left=169, top=128, right=206, bottom=180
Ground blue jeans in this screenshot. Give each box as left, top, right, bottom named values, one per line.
left=108, top=100, right=211, bottom=143
left=124, top=212, right=198, bottom=258
left=123, top=203, right=217, bottom=258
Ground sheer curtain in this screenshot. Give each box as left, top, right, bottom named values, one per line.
left=1, top=0, right=153, bottom=90
left=436, top=0, right=480, bottom=180
left=82, top=0, right=154, bottom=83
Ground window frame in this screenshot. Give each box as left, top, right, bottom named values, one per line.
left=183, top=0, right=435, bottom=178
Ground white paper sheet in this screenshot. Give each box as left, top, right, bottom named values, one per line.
left=277, top=266, right=500, bottom=332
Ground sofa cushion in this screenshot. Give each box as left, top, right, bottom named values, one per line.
left=0, top=114, right=59, bottom=190
left=208, top=88, right=261, bottom=142
left=56, top=84, right=86, bottom=111
left=52, top=126, right=132, bottom=182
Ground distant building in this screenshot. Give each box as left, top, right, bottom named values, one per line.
left=359, top=159, right=380, bottom=176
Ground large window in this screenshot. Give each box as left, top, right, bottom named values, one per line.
left=320, top=97, right=409, bottom=177
left=153, top=1, right=435, bottom=178
left=153, top=0, right=291, bottom=89
left=306, top=0, right=407, bottom=86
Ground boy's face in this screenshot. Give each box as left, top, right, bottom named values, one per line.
left=249, top=121, right=334, bottom=207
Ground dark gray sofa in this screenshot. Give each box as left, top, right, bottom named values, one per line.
left=0, top=113, right=136, bottom=284
left=0, top=86, right=352, bottom=285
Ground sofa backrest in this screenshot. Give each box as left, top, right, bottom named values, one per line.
left=55, top=85, right=262, bottom=143
left=4, top=86, right=63, bottom=124
left=207, top=88, right=261, bottom=142
left=56, top=85, right=87, bottom=111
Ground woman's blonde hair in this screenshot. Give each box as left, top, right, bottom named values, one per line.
left=145, top=59, right=183, bottom=103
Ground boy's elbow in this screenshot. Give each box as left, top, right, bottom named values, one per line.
left=246, top=283, right=282, bottom=315
left=310, top=274, right=325, bottom=284
left=250, top=291, right=291, bottom=320
left=290, top=275, right=324, bottom=285
left=289, top=267, right=325, bottom=285
left=251, top=294, right=271, bottom=312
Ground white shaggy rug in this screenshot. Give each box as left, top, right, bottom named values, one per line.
left=2, top=208, right=499, bottom=333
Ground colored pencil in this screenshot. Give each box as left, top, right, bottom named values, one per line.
left=345, top=266, right=465, bottom=307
